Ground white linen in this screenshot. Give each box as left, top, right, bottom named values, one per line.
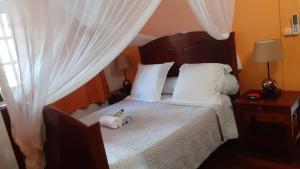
left=129, top=62, right=173, bottom=102
left=187, top=0, right=235, bottom=40
left=100, top=116, right=122, bottom=129
left=172, top=63, right=232, bottom=106
left=0, top=0, right=161, bottom=168
left=221, top=74, right=239, bottom=95
left=79, top=95, right=238, bottom=169
left=162, top=77, right=178, bottom=95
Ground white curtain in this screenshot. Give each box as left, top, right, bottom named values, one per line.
left=187, top=0, right=235, bottom=40
left=0, top=0, right=160, bottom=168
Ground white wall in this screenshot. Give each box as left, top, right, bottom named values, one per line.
left=0, top=112, right=18, bottom=169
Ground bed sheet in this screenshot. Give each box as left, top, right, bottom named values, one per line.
left=79, top=95, right=238, bottom=169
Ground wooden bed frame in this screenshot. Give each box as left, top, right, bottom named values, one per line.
left=43, top=31, right=238, bottom=169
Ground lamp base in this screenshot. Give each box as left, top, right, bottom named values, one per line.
left=121, top=79, right=131, bottom=94
left=261, top=89, right=281, bottom=99
left=261, top=78, right=281, bottom=98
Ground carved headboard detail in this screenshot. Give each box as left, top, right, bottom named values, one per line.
left=139, top=32, right=238, bottom=79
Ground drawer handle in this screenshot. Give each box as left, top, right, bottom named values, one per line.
left=258, top=106, right=262, bottom=110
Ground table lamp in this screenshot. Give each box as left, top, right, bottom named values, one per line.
left=115, top=55, right=131, bottom=93
left=253, top=39, right=283, bottom=98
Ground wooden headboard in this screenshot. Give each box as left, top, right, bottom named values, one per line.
left=139, top=32, right=238, bottom=79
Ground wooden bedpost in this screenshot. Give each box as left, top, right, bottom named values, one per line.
left=43, top=106, right=109, bottom=169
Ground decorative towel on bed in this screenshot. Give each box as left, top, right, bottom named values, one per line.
left=99, top=116, right=122, bottom=129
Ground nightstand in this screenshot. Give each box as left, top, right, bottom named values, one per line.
left=108, top=89, right=130, bottom=105
left=233, top=90, right=300, bottom=156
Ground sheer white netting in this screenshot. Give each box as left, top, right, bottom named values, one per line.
left=187, top=0, right=235, bottom=40
left=0, top=0, right=161, bottom=168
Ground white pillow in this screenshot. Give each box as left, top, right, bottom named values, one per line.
left=222, top=74, right=239, bottom=95
left=162, top=73, right=238, bottom=96
left=162, top=77, right=178, bottom=95
left=172, top=63, right=232, bottom=106
left=129, top=62, right=174, bottom=102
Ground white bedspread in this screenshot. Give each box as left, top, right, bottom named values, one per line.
left=79, top=95, right=238, bottom=169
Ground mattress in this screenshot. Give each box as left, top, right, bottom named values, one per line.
left=79, top=95, right=238, bottom=169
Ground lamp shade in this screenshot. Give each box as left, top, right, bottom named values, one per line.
left=253, top=39, right=283, bottom=62
left=115, top=55, right=130, bottom=69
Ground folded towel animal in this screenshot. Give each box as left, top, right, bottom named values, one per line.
left=99, top=116, right=122, bottom=129
left=122, top=116, right=132, bottom=125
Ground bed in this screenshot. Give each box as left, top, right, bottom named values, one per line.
left=43, top=31, right=239, bottom=169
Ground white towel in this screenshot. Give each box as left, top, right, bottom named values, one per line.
left=99, top=116, right=122, bottom=129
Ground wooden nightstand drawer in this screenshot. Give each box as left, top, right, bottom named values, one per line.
left=235, top=103, right=289, bottom=114
left=255, top=112, right=289, bottom=124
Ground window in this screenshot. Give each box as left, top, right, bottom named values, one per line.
left=0, top=13, right=19, bottom=88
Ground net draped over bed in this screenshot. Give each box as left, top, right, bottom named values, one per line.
left=0, top=0, right=236, bottom=168
left=0, top=0, right=160, bottom=168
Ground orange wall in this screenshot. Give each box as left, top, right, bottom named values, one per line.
left=234, top=0, right=300, bottom=92
left=140, top=0, right=202, bottom=37
left=122, top=0, right=300, bottom=92
left=233, top=0, right=283, bottom=92
left=280, top=0, right=300, bottom=90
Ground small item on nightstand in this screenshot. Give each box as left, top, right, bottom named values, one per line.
left=246, top=92, right=261, bottom=100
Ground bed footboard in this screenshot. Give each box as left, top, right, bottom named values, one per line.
left=43, top=106, right=109, bottom=169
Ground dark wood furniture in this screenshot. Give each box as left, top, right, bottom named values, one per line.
left=199, top=140, right=300, bottom=169
left=233, top=90, right=300, bottom=156
left=43, top=31, right=239, bottom=169
left=44, top=106, right=109, bottom=169
left=108, top=89, right=130, bottom=105
left=140, top=32, right=238, bottom=79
